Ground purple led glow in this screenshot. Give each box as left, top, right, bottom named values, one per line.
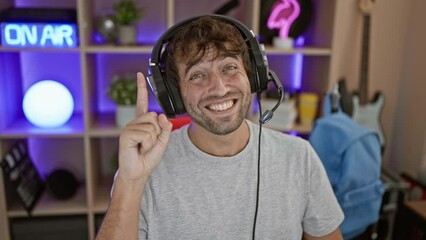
left=0, top=53, right=23, bottom=130
left=287, top=130, right=298, bottom=136
left=293, top=53, right=303, bottom=90
left=28, top=138, right=85, bottom=180
left=293, top=36, right=305, bottom=90
left=294, top=36, right=305, bottom=47
left=20, top=52, right=83, bottom=112
left=267, top=0, right=300, bottom=39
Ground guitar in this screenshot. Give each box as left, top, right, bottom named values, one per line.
left=352, top=0, right=386, bottom=149
left=337, top=77, right=354, bottom=117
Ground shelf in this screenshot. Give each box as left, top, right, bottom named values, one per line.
left=7, top=186, right=88, bottom=218
left=84, top=45, right=154, bottom=54
left=84, top=45, right=330, bottom=56
left=0, top=0, right=337, bottom=239
left=88, top=113, right=121, bottom=137
left=91, top=176, right=114, bottom=214
left=0, top=114, right=85, bottom=138
left=247, top=114, right=312, bottom=134
left=0, top=47, right=81, bottom=53
left=264, top=46, right=332, bottom=56
left=87, top=106, right=161, bottom=137
left=264, top=122, right=312, bottom=134
left=89, top=112, right=312, bottom=137
left=0, top=45, right=331, bottom=56
left=93, top=182, right=113, bottom=214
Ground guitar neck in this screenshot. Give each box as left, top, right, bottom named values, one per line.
left=359, top=14, right=370, bottom=105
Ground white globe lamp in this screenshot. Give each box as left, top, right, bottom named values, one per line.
left=23, top=80, right=74, bottom=128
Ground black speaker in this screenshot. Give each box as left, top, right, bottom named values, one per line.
left=147, top=14, right=273, bottom=118
left=45, top=169, right=79, bottom=200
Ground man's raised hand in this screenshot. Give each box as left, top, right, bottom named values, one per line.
left=117, top=72, right=173, bottom=182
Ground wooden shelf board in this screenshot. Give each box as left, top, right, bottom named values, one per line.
left=7, top=186, right=88, bottom=217
left=265, top=46, right=332, bottom=56
left=0, top=47, right=81, bottom=53
left=84, top=45, right=154, bottom=54
left=89, top=113, right=312, bottom=136
left=92, top=183, right=113, bottom=214
left=88, top=113, right=121, bottom=137
left=405, top=200, right=426, bottom=220
left=87, top=109, right=162, bottom=137
left=247, top=114, right=312, bottom=134
left=0, top=45, right=330, bottom=56
left=265, top=122, right=312, bottom=134
left=0, top=114, right=85, bottom=138
left=40, top=45, right=333, bottom=56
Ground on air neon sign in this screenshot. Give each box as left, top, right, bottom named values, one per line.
left=1, top=22, right=78, bottom=48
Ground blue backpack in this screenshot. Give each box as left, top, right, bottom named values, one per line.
left=309, top=97, right=384, bottom=239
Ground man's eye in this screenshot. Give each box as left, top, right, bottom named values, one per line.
left=224, top=65, right=237, bottom=72
left=189, top=73, right=205, bottom=81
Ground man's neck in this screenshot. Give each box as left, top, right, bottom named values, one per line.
left=187, top=120, right=250, bottom=157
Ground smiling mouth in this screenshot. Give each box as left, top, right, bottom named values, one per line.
left=206, top=100, right=236, bottom=112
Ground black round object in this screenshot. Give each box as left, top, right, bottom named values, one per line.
left=46, top=169, right=79, bottom=200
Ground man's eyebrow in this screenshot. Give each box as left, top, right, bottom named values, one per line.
left=184, top=61, right=198, bottom=77
left=183, top=53, right=239, bottom=76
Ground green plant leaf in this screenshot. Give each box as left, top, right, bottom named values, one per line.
left=107, top=75, right=138, bottom=105
left=113, top=0, right=143, bottom=25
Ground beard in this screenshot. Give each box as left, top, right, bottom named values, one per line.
left=183, top=91, right=252, bottom=135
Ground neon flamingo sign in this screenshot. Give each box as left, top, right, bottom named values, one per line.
left=267, top=0, right=300, bottom=40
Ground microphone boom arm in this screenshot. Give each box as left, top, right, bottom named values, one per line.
left=259, top=70, right=284, bottom=124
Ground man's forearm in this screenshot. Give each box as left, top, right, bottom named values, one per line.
left=96, top=176, right=147, bottom=240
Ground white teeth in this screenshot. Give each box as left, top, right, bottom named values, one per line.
left=207, top=100, right=234, bottom=111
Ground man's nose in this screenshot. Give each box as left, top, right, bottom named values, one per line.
left=208, top=72, right=229, bottom=96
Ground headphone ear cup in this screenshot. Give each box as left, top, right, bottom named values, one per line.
left=252, top=44, right=270, bottom=92
left=147, top=65, right=175, bottom=117
left=256, top=63, right=269, bottom=92
left=147, top=64, right=186, bottom=118
left=248, top=52, right=259, bottom=93
left=248, top=49, right=269, bottom=93
left=164, top=76, right=186, bottom=116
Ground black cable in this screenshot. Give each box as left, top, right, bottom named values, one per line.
left=252, top=91, right=263, bottom=240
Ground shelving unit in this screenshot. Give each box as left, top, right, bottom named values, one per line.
left=0, top=0, right=337, bottom=239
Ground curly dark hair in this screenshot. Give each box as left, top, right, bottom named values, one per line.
left=161, top=16, right=251, bottom=86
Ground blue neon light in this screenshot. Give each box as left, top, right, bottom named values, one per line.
left=1, top=22, right=78, bottom=48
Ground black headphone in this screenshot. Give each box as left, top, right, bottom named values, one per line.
left=147, top=14, right=283, bottom=123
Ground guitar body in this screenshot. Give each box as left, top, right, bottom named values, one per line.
left=352, top=91, right=385, bottom=146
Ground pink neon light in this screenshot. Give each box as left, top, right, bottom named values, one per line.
left=267, top=0, right=301, bottom=39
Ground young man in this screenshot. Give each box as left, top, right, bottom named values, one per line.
left=96, top=16, right=344, bottom=240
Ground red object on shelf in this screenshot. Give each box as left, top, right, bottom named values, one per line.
left=169, top=116, right=191, bottom=131
left=401, top=173, right=426, bottom=200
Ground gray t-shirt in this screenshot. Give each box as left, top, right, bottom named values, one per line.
left=139, top=120, right=344, bottom=239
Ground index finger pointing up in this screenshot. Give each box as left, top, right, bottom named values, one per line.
left=136, top=72, right=149, bottom=115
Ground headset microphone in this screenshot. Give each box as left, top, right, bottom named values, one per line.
left=259, top=70, right=284, bottom=124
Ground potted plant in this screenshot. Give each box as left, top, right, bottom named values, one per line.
left=112, top=0, right=143, bottom=45
left=107, top=75, right=137, bottom=127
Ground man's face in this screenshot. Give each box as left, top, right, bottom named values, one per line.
left=177, top=47, right=252, bottom=135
